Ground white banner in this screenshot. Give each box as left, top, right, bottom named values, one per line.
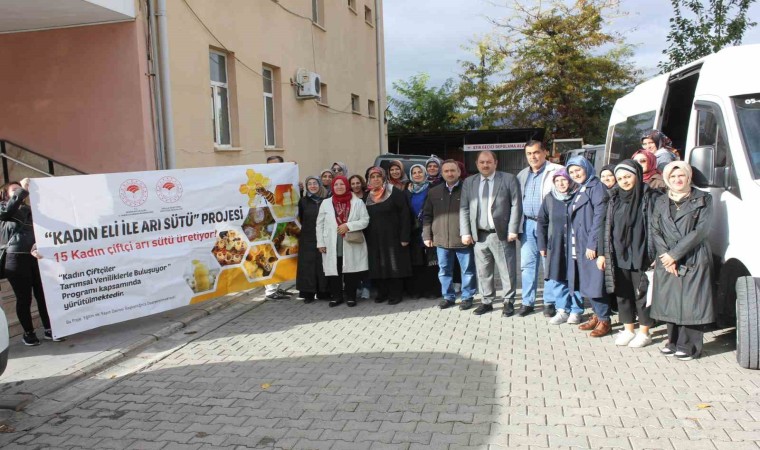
left=463, top=142, right=526, bottom=152
left=30, top=163, right=300, bottom=338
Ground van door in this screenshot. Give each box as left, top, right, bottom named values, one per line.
left=606, top=74, right=669, bottom=165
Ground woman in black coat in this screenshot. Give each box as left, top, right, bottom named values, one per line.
left=296, top=176, right=329, bottom=302
left=597, top=160, right=662, bottom=349
left=1, top=179, right=60, bottom=346
left=537, top=169, right=584, bottom=325
left=650, top=162, right=714, bottom=360
left=365, top=166, right=412, bottom=305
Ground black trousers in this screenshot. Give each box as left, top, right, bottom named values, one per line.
left=374, top=278, right=404, bottom=301
left=405, top=265, right=440, bottom=297
left=327, top=257, right=365, bottom=301
left=6, top=253, right=51, bottom=333
left=614, top=267, right=653, bottom=327
left=666, top=323, right=704, bottom=356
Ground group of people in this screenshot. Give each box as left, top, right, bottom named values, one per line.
left=294, top=130, right=713, bottom=361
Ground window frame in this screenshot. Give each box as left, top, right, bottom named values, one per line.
left=368, top=99, right=376, bottom=118
left=262, top=66, right=276, bottom=148
left=351, top=94, right=360, bottom=114
left=210, top=50, right=232, bottom=148
left=348, top=0, right=357, bottom=13
left=364, top=5, right=373, bottom=26
left=312, top=0, right=324, bottom=27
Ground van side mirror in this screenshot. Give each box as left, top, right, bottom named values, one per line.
left=688, top=145, right=724, bottom=188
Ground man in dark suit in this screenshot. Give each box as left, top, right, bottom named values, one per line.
left=460, top=151, right=522, bottom=315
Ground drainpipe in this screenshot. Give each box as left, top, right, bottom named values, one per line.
left=374, top=0, right=386, bottom=156
left=147, top=0, right=166, bottom=170
left=155, top=0, right=176, bottom=169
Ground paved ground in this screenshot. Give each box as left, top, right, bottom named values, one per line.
left=1, top=295, right=759, bottom=449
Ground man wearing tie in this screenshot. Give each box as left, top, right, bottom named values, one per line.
left=460, top=151, right=522, bottom=315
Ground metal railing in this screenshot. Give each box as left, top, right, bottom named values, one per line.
left=0, top=139, right=85, bottom=183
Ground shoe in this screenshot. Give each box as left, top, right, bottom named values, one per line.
left=266, top=291, right=290, bottom=300
left=328, top=299, right=343, bottom=307
left=614, top=330, right=636, bottom=346
left=473, top=304, right=493, bottom=315
left=374, top=296, right=387, bottom=303
left=518, top=305, right=534, bottom=317
left=346, top=300, right=357, bottom=307
left=23, top=332, right=40, bottom=346
left=660, top=346, right=676, bottom=355
left=388, top=298, right=402, bottom=305
left=549, top=310, right=569, bottom=325
left=43, top=329, right=66, bottom=342
left=439, top=300, right=456, bottom=309
left=676, top=352, right=698, bottom=361
left=304, top=298, right=315, bottom=304
left=567, top=313, right=582, bottom=325
left=502, top=302, right=515, bottom=317
left=589, top=320, right=612, bottom=338
left=578, top=315, right=599, bottom=331
left=276, top=288, right=292, bottom=297
left=459, top=300, right=473, bottom=310
left=543, top=304, right=556, bottom=318
left=628, top=333, right=652, bottom=348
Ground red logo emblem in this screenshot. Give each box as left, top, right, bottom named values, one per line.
left=119, top=179, right=148, bottom=207
left=156, top=176, right=183, bottom=203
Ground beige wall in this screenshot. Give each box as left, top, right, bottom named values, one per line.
left=0, top=19, right=156, bottom=175
left=167, top=0, right=386, bottom=179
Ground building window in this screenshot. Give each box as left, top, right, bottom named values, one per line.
left=348, top=0, right=356, bottom=13
left=368, top=99, right=376, bottom=118
left=263, top=67, right=276, bottom=148
left=364, top=5, right=373, bottom=25
left=312, top=0, right=324, bottom=26
left=319, top=82, right=329, bottom=105
left=210, top=51, right=231, bottom=147
left=351, top=94, right=360, bottom=114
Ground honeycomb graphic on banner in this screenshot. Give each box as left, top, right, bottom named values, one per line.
left=186, top=168, right=300, bottom=296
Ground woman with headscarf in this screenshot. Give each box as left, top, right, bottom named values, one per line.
left=387, top=160, right=409, bottom=191
left=537, top=169, right=584, bottom=325
left=316, top=176, right=369, bottom=307
left=599, top=164, right=617, bottom=190
left=632, top=150, right=666, bottom=191
left=406, top=164, right=440, bottom=299
left=597, top=160, right=663, bottom=348
left=320, top=169, right=334, bottom=196
left=650, top=162, right=714, bottom=360
left=296, top=176, right=330, bottom=303
left=331, top=161, right=349, bottom=178
left=425, top=156, right=443, bottom=186
left=641, top=130, right=680, bottom=172
left=365, top=167, right=412, bottom=304
left=565, top=155, right=610, bottom=337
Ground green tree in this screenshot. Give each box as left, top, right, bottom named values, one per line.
left=387, top=73, right=470, bottom=133
left=485, top=0, right=640, bottom=143
left=659, top=0, right=757, bottom=73
left=457, top=39, right=506, bottom=130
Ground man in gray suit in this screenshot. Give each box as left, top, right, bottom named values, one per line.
left=460, top=150, right=522, bottom=315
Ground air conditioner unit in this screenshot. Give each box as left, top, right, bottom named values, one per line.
left=295, top=68, right=321, bottom=99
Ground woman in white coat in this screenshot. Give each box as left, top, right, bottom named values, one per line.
left=317, top=176, right=370, bottom=307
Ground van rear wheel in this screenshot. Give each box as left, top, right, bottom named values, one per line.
left=736, top=276, right=760, bottom=369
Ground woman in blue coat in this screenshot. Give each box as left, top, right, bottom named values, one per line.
left=565, top=156, right=610, bottom=337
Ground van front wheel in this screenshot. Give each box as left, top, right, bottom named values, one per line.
left=736, top=276, right=760, bottom=370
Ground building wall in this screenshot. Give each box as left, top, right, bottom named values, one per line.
left=0, top=18, right=156, bottom=175
left=167, top=0, right=386, bottom=178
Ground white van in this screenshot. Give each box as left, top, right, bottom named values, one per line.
left=605, top=44, right=760, bottom=369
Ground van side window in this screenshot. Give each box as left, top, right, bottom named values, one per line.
left=697, top=108, right=729, bottom=167
left=608, top=110, right=656, bottom=164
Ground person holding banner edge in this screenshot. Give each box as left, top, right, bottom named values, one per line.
left=264, top=155, right=293, bottom=300
left=1, top=178, right=63, bottom=345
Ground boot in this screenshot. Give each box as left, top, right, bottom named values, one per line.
left=589, top=320, right=612, bottom=338
left=578, top=314, right=598, bottom=331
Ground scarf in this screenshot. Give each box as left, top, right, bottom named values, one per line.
left=632, top=150, right=660, bottom=183
left=408, top=164, right=430, bottom=194
left=366, top=166, right=393, bottom=206
left=663, top=161, right=693, bottom=202
left=550, top=168, right=578, bottom=202
left=320, top=169, right=334, bottom=196
left=566, top=155, right=597, bottom=185
left=425, top=156, right=442, bottom=183
left=613, top=160, right=644, bottom=261
left=331, top=176, right=352, bottom=225
left=331, top=161, right=349, bottom=176
left=642, top=130, right=681, bottom=160
left=600, top=164, right=617, bottom=189
left=304, top=176, right=326, bottom=202
left=388, top=160, right=409, bottom=190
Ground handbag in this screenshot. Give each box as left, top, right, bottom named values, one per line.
left=343, top=230, right=365, bottom=244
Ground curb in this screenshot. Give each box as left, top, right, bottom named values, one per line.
left=3, top=288, right=267, bottom=409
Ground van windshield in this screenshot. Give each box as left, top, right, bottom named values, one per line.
left=734, top=95, right=760, bottom=179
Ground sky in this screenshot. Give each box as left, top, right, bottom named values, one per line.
left=383, top=0, right=760, bottom=93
